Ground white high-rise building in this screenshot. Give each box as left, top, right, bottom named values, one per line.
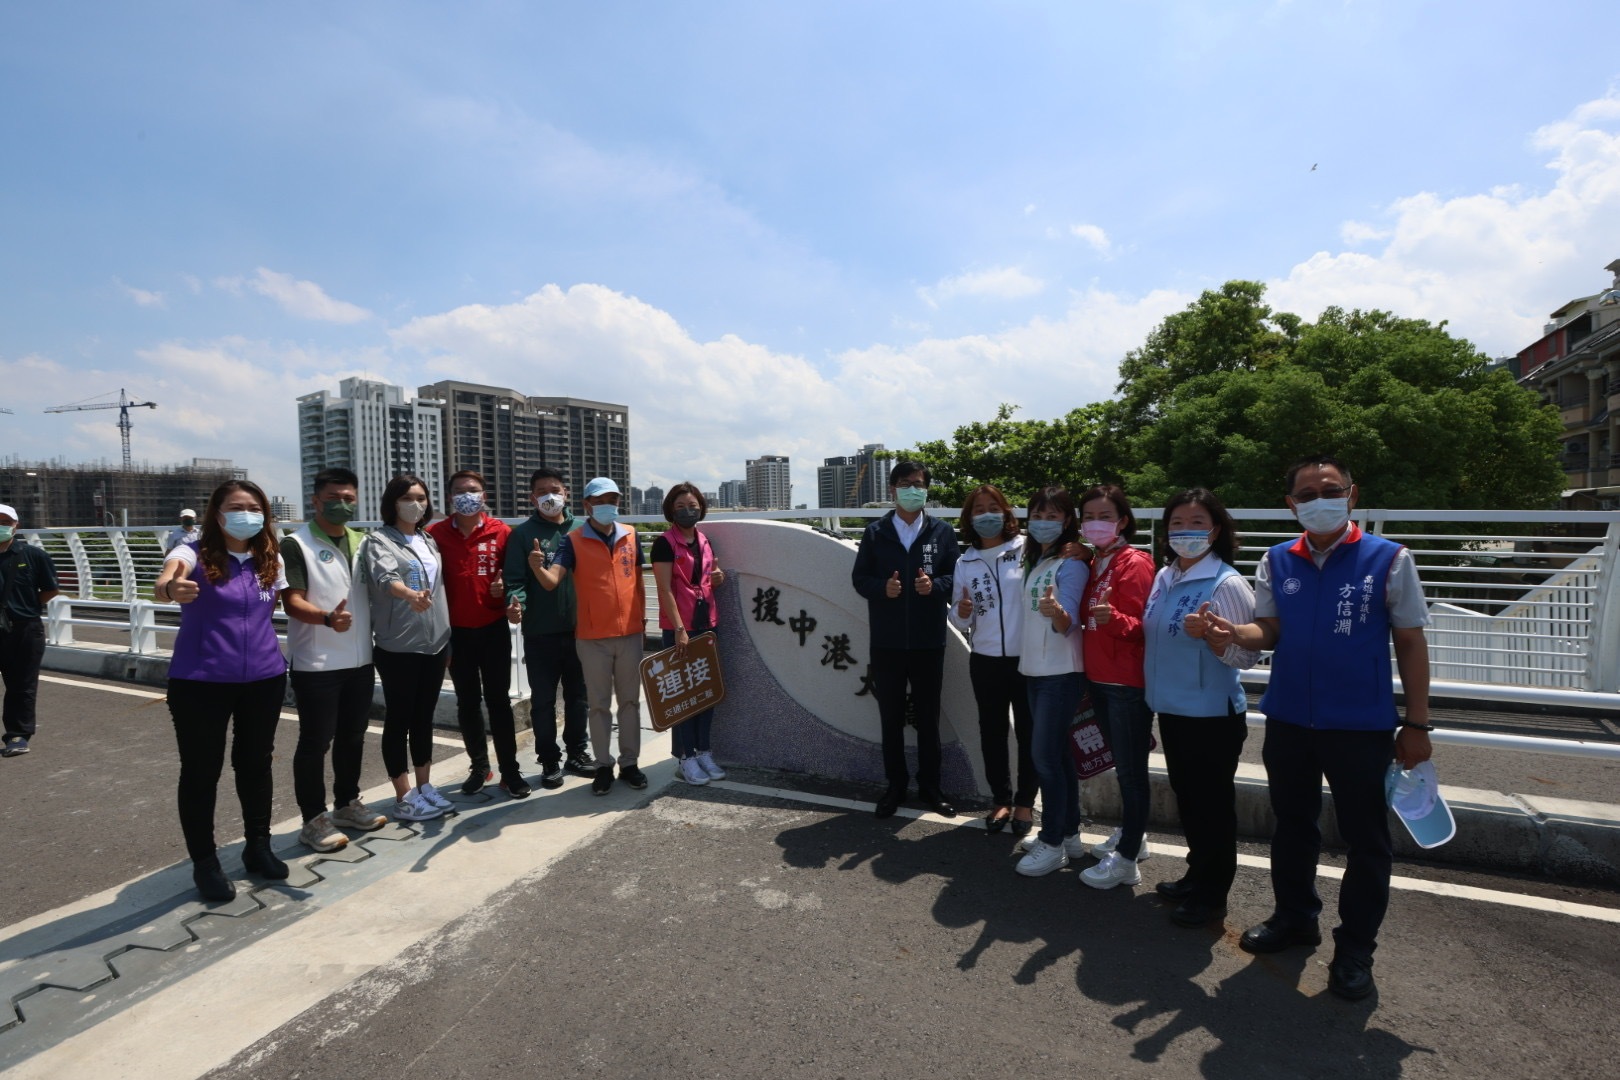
left=298, top=378, right=445, bottom=518
left=817, top=442, right=887, bottom=508
left=745, top=455, right=791, bottom=510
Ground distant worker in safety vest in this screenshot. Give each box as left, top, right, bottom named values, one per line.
left=530, top=477, right=648, bottom=798
left=1196, top=455, right=1433, bottom=1003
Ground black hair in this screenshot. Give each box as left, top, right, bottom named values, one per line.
left=888, top=460, right=931, bottom=488
left=958, top=484, right=1019, bottom=547
left=529, top=467, right=567, bottom=490
left=1285, top=455, right=1353, bottom=495
left=1077, top=483, right=1138, bottom=542
left=1023, top=485, right=1079, bottom=569
left=312, top=467, right=359, bottom=496
left=380, top=473, right=434, bottom=527
left=1160, top=488, right=1239, bottom=566
left=662, top=482, right=708, bottom=523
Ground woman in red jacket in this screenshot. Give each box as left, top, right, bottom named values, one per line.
left=1075, top=484, right=1157, bottom=891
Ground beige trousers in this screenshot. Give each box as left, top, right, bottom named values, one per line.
left=574, top=633, right=644, bottom=768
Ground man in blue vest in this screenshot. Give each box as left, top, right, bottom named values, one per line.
left=1202, top=456, right=1432, bottom=1002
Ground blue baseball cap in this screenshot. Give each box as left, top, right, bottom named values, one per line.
left=582, top=477, right=620, bottom=499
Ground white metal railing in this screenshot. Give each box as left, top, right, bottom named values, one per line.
left=30, top=507, right=1620, bottom=702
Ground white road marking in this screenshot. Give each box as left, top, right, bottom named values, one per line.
left=705, top=780, right=1620, bottom=926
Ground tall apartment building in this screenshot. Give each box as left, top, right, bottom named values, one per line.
left=298, top=378, right=444, bottom=518
left=531, top=397, right=631, bottom=505
left=816, top=442, right=887, bottom=508
left=418, top=381, right=545, bottom=518
left=718, top=479, right=747, bottom=508
left=745, top=455, right=792, bottom=510
left=0, top=457, right=248, bottom=528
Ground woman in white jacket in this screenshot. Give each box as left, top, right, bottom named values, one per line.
left=1013, top=486, right=1091, bottom=877
left=949, top=485, right=1036, bottom=836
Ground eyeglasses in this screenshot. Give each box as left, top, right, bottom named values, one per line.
left=1290, top=486, right=1350, bottom=504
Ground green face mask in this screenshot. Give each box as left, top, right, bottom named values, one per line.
left=321, top=500, right=357, bottom=525
left=0, top=526, right=13, bottom=543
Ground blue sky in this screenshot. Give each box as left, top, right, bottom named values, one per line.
left=5, top=1, right=1620, bottom=509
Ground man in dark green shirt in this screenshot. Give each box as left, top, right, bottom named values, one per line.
left=0, top=503, right=61, bottom=757
left=505, top=468, right=590, bottom=787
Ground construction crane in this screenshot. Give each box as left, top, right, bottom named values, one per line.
left=46, top=389, right=159, bottom=470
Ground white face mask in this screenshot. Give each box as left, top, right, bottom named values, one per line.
left=1167, top=530, right=1212, bottom=559
left=396, top=499, right=427, bottom=524
left=536, top=493, right=566, bottom=517
left=1294, top=497, right=1350, bottom=535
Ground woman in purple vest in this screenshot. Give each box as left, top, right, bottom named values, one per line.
left=650, top=483, right=726, bottom=786
left=1143, top=488, right=1260, bottom=927
left=154, top=480, right=290, bottom=902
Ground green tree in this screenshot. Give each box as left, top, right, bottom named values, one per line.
left=1101, top=285, right=1564, bottom=509
left=901, top=402, right=1109, bottom=510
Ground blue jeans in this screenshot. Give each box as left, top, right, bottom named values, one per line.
left=1092, top=681, right=1153, bottom=860
left=1026, top=672, right=1084, bottom=847
left=662, top=629, right=714, bottom=759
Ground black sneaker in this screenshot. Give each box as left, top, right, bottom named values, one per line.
left=620, top=763, right=648, bottom=790
left=500, top=770, right=533, bottom=799
left=462, top=766, right=492, bottom=796
left=1, top=736, right=29, bottom=757
left=565, top=754, right=596, bottom=778
left=591, top=765, right=615, bottom=796
left=538, top=761, right=565, bottom=790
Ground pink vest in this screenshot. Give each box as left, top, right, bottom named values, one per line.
left=660, top=529, right=716, bottom=632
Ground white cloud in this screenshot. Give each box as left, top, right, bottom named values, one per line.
left=1270, top=90, right=1620, bottom=355
left=114, top=278, right=165, bottom=307
left=916, top=266, right=1046, bottom=309
left=1069, top=223, right=1112, bottom=256
left=248, top=268, right=373, bottom=324
left=182, top=273, right=204, bottom=294
left=392, top=282, right=1184, bottom=501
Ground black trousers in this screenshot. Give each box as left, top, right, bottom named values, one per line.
left=524, top=631, right=589, bottom=764
left=870, top=646, right=944, bottom=793
left=968, top=652, right=1036, bottom=808
left=1262, top=719, right=1396, bottom=963
left=449, top=621, right=517, bottom=773
left=168, top=673, right=286, bottom=862
left=0, top=617, right=45, bottom=738
left=375, top=646, right=449, bottom=778
left=291, top=664, right=375, bottom=821
left=1159, top=711, right=1248, bottom=906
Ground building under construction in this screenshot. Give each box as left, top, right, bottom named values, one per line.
left=0, top=458, right=250, bottom=528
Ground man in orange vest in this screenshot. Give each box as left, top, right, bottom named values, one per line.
left=531, top=477, right=648, bottom=796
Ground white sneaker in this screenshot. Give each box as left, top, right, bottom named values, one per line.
left=331, top=799, right=387, bottom=831
left=694, top=751, right=726, bottom=780
left=1080, top=851, right=1142, bottom=890
left=394, top=793, right=444, bottom=822
left=679, top=756, right=710, bottom=785
left=415, top=783, right=453, bottom=811
left=1015, top=839, right=1070, bottom=877
left=1063, top=834, right=1087, bottom=859
left=1090, top=828, right=1152, bottom=861
left=298, top=813, right=348, bottom=853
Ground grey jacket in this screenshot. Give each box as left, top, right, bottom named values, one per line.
left=360, top=526, right=452, bottom=655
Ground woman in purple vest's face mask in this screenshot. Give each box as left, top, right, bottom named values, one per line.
left=154, top=479, right=290, bottom=905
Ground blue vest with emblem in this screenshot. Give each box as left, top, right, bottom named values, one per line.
left=1143, top=561, right=1245, bottom=717
left=1258, top=531, right=1402, bottom=731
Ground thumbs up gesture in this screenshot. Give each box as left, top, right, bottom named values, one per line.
left=1183, top=601, right=1213, bottom=639
left=914, top=566, right=933, bottom=596
left=956, top=584, right=973, bottom=620
left=1203, top=608, right=1237, bottom=651
left=1038, top=584, right=1061, bottom=618
left=885, top=570, right=902, bottom=599
left=167, top=564, right=200, bottom=604
left=527, top=538, right=547, bottom=575
left=1091, top=584, right=1114, bottom=625
left=329, top=598, right=353, bottom=633
left=490, top=569, right=506, bottom=599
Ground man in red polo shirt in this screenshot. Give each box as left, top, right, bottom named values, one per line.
left=428, top=470, right=527, bottom=798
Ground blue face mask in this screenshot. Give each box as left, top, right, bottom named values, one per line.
left=971, top=512, right=1004, bottom=539
left=1167, top=530, right=1212, bottom=559
left=895, top=486, right=928, bottom=512
left=1028, top=519, right=1064, bottom=546
left=591, top=503, right=619, bottom=527
left=221, top=511, right=264, bottom=540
